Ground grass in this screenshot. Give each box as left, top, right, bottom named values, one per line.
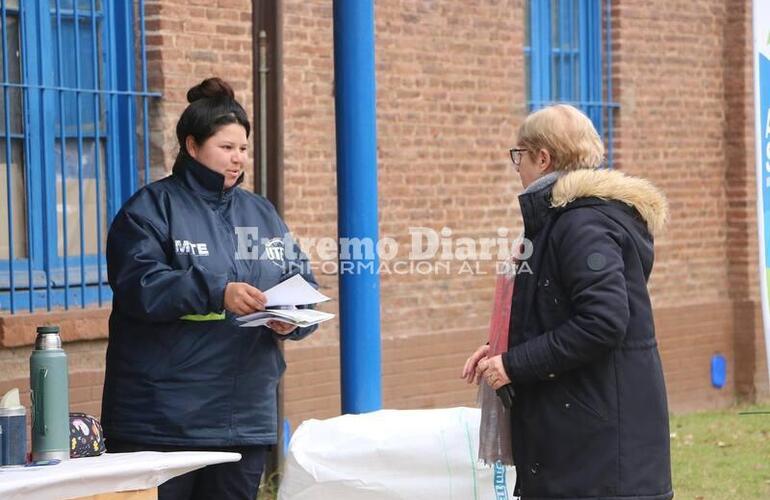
left=257, top=471, right=280, bottom=500
left=671, top=403, right=770, bottom=499
left=257, top=404, right=770, bottom=500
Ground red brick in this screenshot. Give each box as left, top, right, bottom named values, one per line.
left=1, top=0, right=767, bottom=434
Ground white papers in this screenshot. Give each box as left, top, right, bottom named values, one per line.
left=237, top=308, right=335, bottom=328
left=237, top=274, right=334, bottom=328
left=265, top=274, right=330, bottom=307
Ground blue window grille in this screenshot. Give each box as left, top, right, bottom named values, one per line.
left=1, top=1, right=160, bottom=313
left=524, top=0, right=618, bottom=166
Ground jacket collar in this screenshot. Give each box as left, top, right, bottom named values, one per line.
left=551, top=168, right=668, bottom=235
left=518, top=168, right=670, bottom=238
left=173, top=154, right=244, bottom=203
left=518, top=174, right=559, bottom=238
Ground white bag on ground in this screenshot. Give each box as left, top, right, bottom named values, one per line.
left=278, top=407, right=516, bottom=500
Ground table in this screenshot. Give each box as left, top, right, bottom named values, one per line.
left=0, top=451, right=241, bottom=500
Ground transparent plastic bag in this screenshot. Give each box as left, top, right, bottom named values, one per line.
left=478, top=266, right=516, bottom=466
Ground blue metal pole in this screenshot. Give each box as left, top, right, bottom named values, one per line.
left=91, top=0, right=104, bottom=307
left=2, top=3, right=16, bottom=313
left=332, top=0, right=382, bottom=414
left=55, top=0, right=70, bottom=310
left=606, top=0, right=614, bottom=168
left=140, top=0, right=150, bottom=187
left=74, top=0, right=87, bottom=308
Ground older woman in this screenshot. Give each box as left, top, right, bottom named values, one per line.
left=463, top=104, right=673, bottom=499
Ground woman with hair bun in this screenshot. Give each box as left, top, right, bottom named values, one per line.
left=101, top=77, right=317, bottom=499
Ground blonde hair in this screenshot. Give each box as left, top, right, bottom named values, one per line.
left=516, top=104, right=604, bottom=171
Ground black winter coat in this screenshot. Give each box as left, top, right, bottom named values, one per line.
left=101, top=156, right=317, bottom=447
left=502, top=169, right=673, bottom=500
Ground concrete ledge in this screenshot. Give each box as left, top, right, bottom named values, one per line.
left=0, top=307, right=110, bottom=347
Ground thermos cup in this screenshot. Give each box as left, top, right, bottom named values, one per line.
left=0, top=406, right=27, bottom=465
left=30, top=325, right=70, bottom=461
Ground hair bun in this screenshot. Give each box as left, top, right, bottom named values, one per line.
left=186, top=77, right=235, bottom=103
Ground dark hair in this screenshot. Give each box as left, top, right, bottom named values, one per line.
left=174, top=77, right=250, bottom=168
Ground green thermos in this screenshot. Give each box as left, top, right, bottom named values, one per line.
left=30, top=325, right=70, bottom=461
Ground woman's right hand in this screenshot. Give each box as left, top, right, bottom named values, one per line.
left=461, top=343, right=490, bottom=384
left=224, top=282, right=267, bottom=316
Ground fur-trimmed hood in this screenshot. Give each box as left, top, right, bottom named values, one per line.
left=550, top=169, right=669, bottom=235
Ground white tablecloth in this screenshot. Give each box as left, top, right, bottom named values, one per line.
left=0, top=451, right=241, bottom=500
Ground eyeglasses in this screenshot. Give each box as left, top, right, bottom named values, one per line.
left=509, top=148, right=528, bottom=167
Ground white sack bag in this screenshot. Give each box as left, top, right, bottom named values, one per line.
left=278, top=407, right=516, bottom=500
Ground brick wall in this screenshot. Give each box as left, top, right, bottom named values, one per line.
left=611, top=0, right=769, bottom=407
left=144, top=0, right=255, bottom=185
left=0, top=0, right=258, bottom=422
left=0, top=309, right=108, bottom=417
left=280, top=0, right=770, bottom=421
left=613, top=0, right=731, bottom=308
left=1, top=1, right=768, bottom=449
left=280, top=0, right=526, bottom=421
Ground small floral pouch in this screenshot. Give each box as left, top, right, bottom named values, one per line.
left=69, top=412, right=106, bottom=458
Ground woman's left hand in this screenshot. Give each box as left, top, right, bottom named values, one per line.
left=267, top=320, right=298, bottom=336
left=477, top=355, right=511, bottom=390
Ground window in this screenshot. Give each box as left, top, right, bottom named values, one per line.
left=524, top=0, right=618, bottom=166
left=0, top=1, right=158, bottom=313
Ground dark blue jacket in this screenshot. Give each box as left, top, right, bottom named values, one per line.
left=101, top=156, right=317, bottom=446
left=503, top=169, right=673, bottom=500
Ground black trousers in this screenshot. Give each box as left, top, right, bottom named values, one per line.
left=106, top=437, right=269, bottom=500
